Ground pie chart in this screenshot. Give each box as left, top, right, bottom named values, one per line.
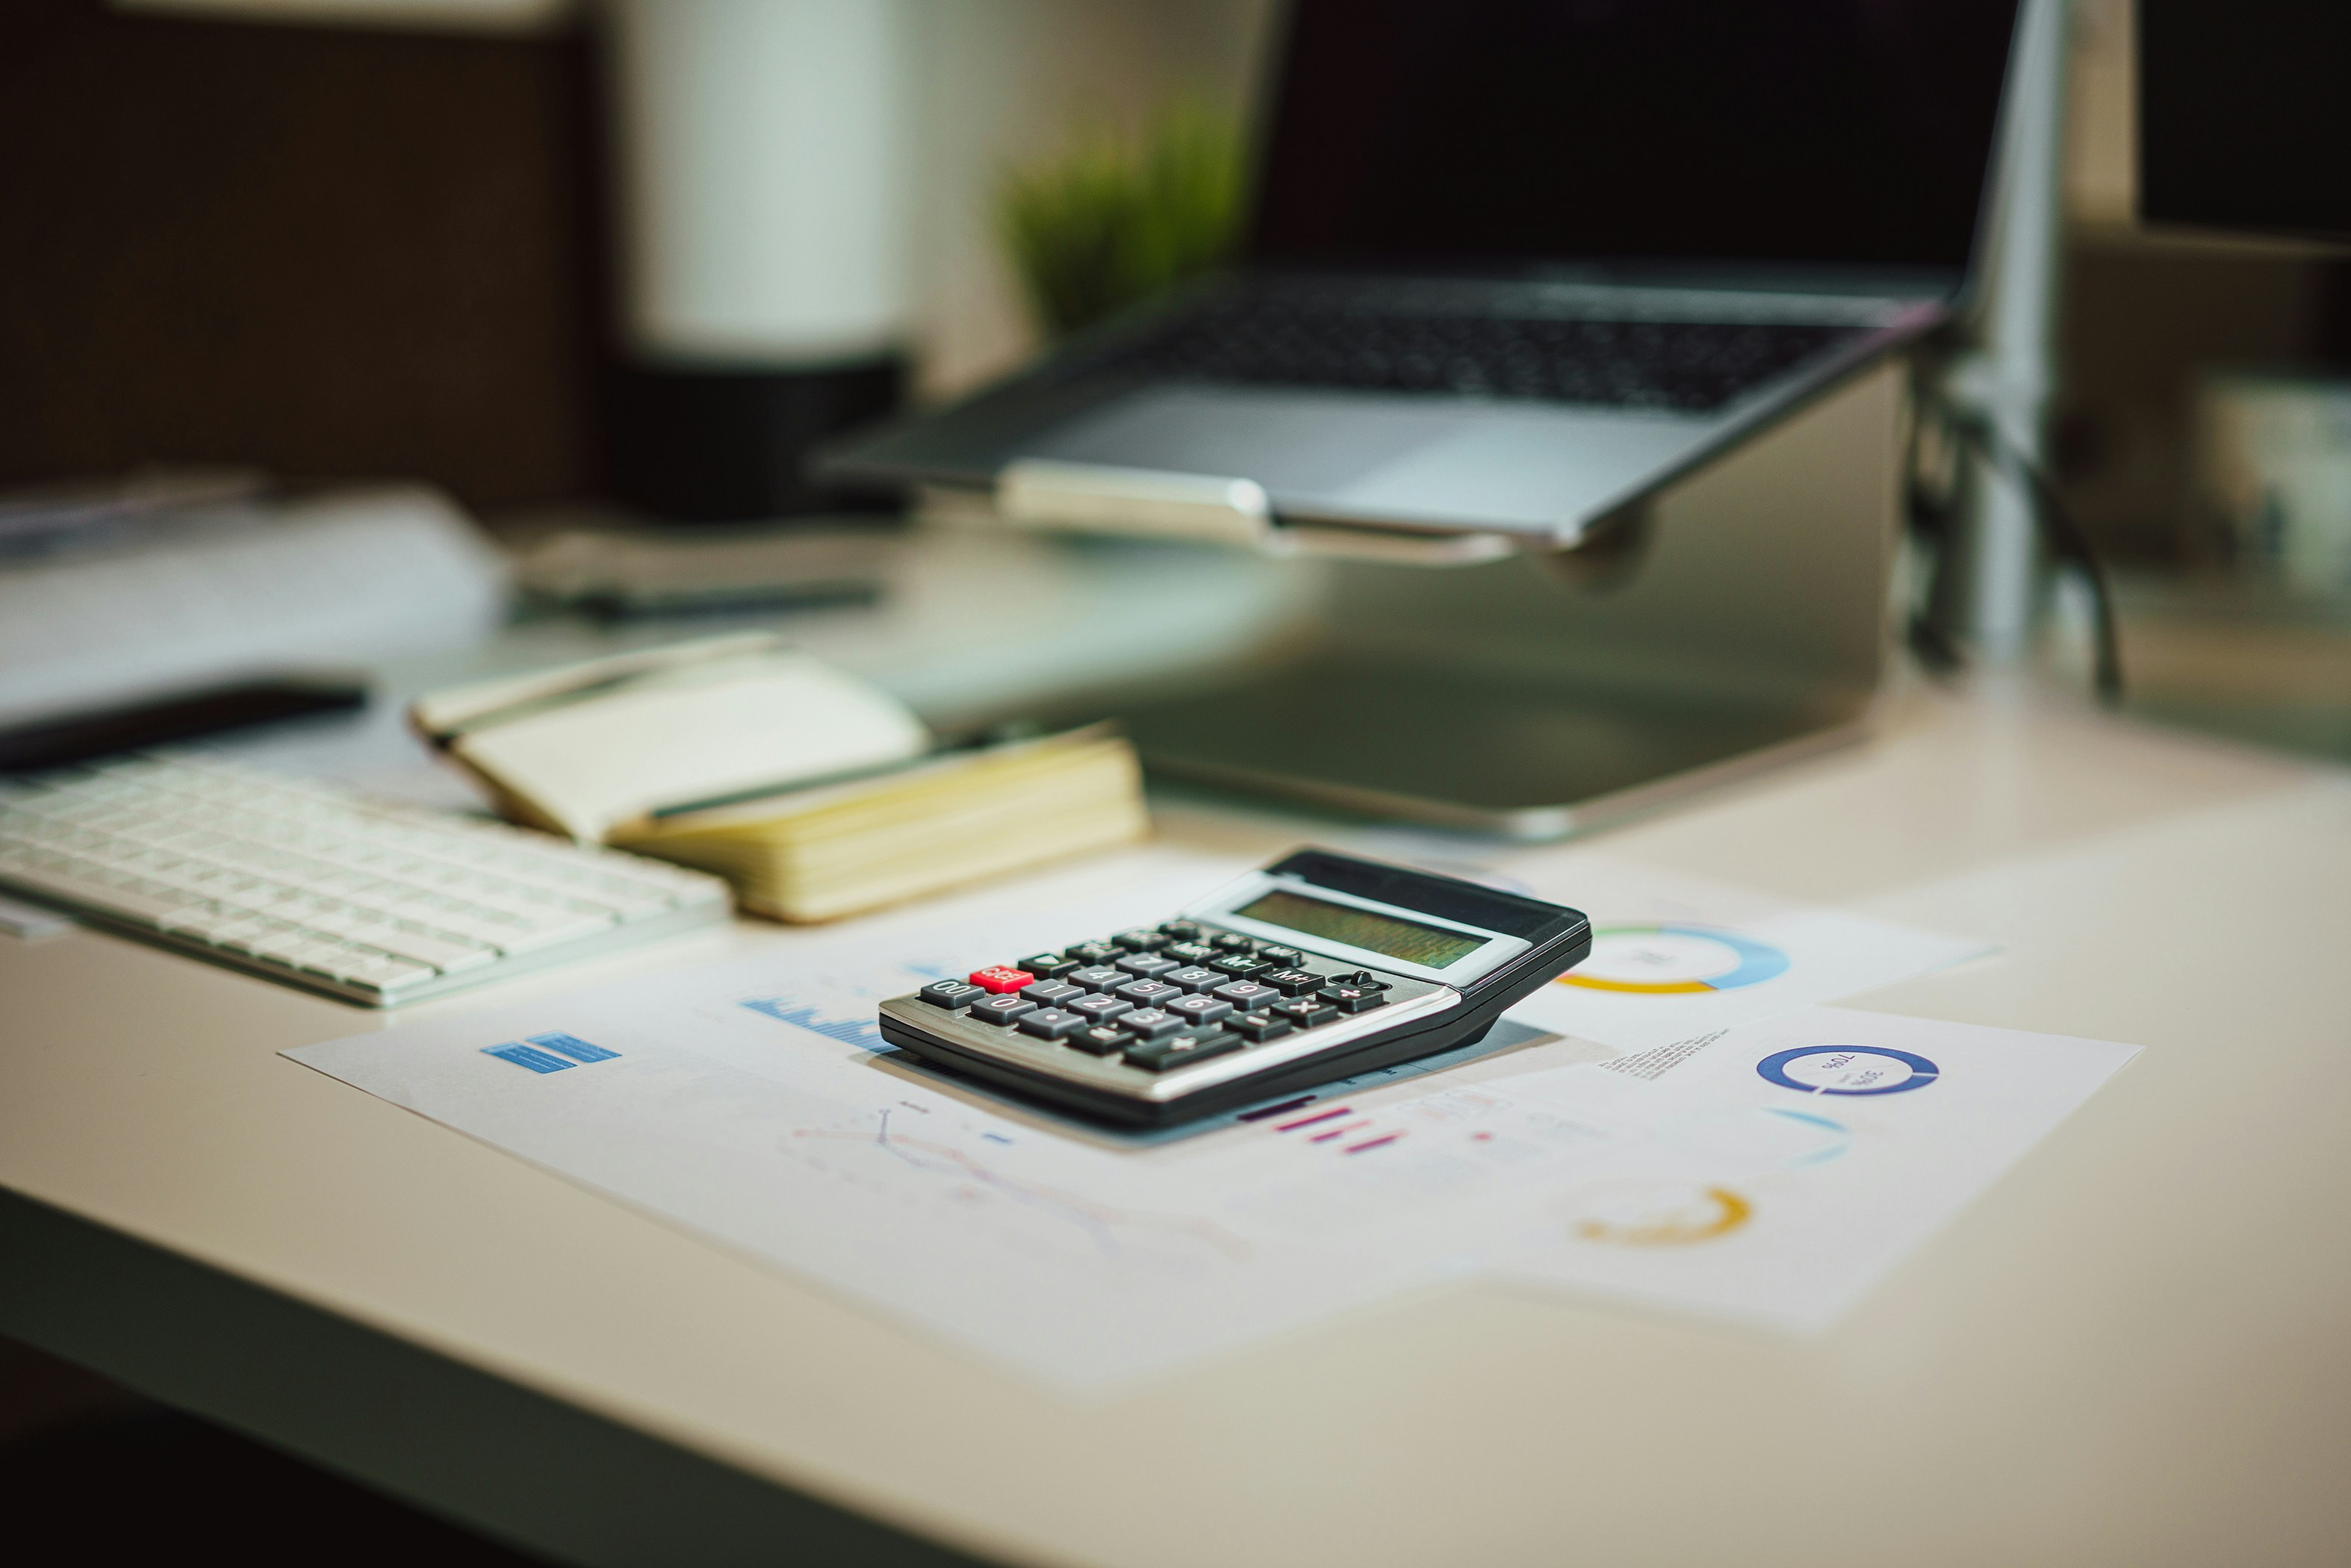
left=1556, top=923, right=1792, bottom=995
left=1756, top=1045, right=1940, bottom=1096
left=1564, top=1180, right=1754, bottom=1246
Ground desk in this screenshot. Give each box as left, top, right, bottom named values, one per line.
left=5, top=678, right=2350, bottom=1568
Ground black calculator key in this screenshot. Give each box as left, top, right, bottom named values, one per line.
left=1273, top=997, right=1339, bottom=1028
left=1209, top=954, right=1271, bottom=980
left=969, top=995, right=1037, bottom=1026
left=1114, top=1007, right=1184, bottom=1040
left=1163, top=965, right=1226, bottom=993
left=1325, top=971, right=1391, bottom=991
left=1063, top=941, right=1119, bottom=965
left=1256, top=967, right=1324, bottom=997
left=1208, top=933, right=1256, bottom=953
left=1317, top=983, right=1388, bottom=1014
left=1126, top=1032, right=1245, bottom=1072
left=1166, top=993, right=1233, bottom=1027
left=1016, top=1007, right=1088, bottom=1039
left=1066, top=965, right=1127, bottom=992
left=1258, top=947, right=1305, bottom=969
left=1157, top=919, right=1203, bottom=941
left=1018, top=953, right=1079, bottom=980
left=1020, top=980, right=1086, bottom=1007
left=1069, top=1025, right=1132, bottom=1056
left=1067, top=994, right=1134, bottom=1024
left=1114, top=952, right=1179, bottom=979
left=1111, top=928, right=1170, bottom=952
left=1164, top=941, right=1216, bottom=965
left=1228, top=1012, right=1293, bottom=1043
left=1211, top=980, right=1279, bottom=1012
left=918, top=980, right=986, bottom=1009
left=1114, top=978, right=1184, bottom=1011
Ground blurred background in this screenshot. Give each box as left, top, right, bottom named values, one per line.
left=7, top=0, right=2350, bottom=759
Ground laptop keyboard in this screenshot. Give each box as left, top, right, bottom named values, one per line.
left=1121, top=300, right=1860, bottom=413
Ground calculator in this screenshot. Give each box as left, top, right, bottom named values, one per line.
left=875, top=849, right=1591, bottom=1125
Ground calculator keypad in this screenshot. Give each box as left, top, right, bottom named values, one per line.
left=891, top=922, right=1446, bottom=1091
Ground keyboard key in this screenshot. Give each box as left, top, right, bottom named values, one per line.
left=1258, top=946, right=1306, bottom=969
left=1114, top=978, right=1184, bottom=1011
left=1323, top=970, right=1392, bottom=990
left=1066, top=965, right=1128, bottom=992
left=1157, top=919, right=1203, bottom=941
left=357, top=926, right=499, bottom=974
left=1125, top=1033, right=1245, bottom=1072
left=1317, top=983, right=1388, bottom=1014
left=1208, top=932, right=1256, bottom=953
left=1018, top=952, right=1079, bottom=980
left=1228, top=1012, right=1293, bottom=1043
left=1114, top=1007, right=1184, bottom=1040
left=919, top=980, right=986, bottom=1009
left=1067, top=994, right=1134, bottom=1025
left=1068, top=1025, right=1133, bottom=1056
left=1111, top=928, right=1170, bottom=952
left=1019, top=980, right=1086, bottom=1007
left=1256, top=967, right=1325, bottom=996
left=1063, top=940, right=1119, bottom=965
left=1162, top=965, right=1226, bottom=993
left=1273, top=997, right=1339, bottom=1028
left=1113, top=952, right=1178, bottom=979
left=1016, top=1007, right=1088, bottom=1039
left=968, top=995, right=1037, bottom=1026
left=1164, top=941, right=1216, bottom=965
left=1208, top=954, right=1270, bottom=980
left=969, top=965, right=1034, bottom=994
left=1166, top=993, right=1232, bottom=1027
left=1211, top=980, right=1279, bottom=1012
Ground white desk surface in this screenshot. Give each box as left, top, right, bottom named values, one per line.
left=7, top=677, right=2350, bottom=1568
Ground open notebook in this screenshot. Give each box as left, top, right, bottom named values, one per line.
left=411, top=633, right=1149, bottom=922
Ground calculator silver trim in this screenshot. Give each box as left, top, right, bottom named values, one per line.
left=880, top=983, right=1461, bottom=1103
left=1180, top=871, right=1532, bottom=986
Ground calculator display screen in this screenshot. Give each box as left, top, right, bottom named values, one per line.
left=1232, top=889, right=1485, bottom=968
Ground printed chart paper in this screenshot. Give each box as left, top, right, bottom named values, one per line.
left=1482, top=1007, right=2140, bottom=1328
left=287, top=856, right=2121, bottom=1387
left=1497, top=852, right=1994, bottom=1051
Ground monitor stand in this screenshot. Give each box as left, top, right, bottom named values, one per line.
left=1111, top=361, right=1904, bottom=839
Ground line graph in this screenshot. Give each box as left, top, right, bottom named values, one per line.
left=792, top=1110, right=1252, bottom=1263
left=740, top=997, right=887, bottom=1050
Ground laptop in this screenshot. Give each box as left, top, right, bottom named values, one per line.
left=822, top=0, right=2025, bottom=546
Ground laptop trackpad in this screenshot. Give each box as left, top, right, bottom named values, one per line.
left=1025, top=388, right=1456, bottom=494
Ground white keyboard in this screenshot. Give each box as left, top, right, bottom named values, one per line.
left=0, top=754, right=731, bottom=1005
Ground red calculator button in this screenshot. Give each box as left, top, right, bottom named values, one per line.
left=969, top=965, right=1034, bottom=994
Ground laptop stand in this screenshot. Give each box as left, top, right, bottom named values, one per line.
left=960, top=360, right=1904, bottom=839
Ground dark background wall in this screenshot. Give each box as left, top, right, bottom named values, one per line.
left=0, top=0, right=606, bottom=511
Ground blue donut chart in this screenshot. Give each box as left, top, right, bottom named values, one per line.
left=1757, top=1045, right=1941, bottom=1096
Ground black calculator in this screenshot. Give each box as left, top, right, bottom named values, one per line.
left=875, top=849, right=1591, bottom=1126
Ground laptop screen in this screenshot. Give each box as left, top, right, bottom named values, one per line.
left=1249, top=0, right=2021, bottom=279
